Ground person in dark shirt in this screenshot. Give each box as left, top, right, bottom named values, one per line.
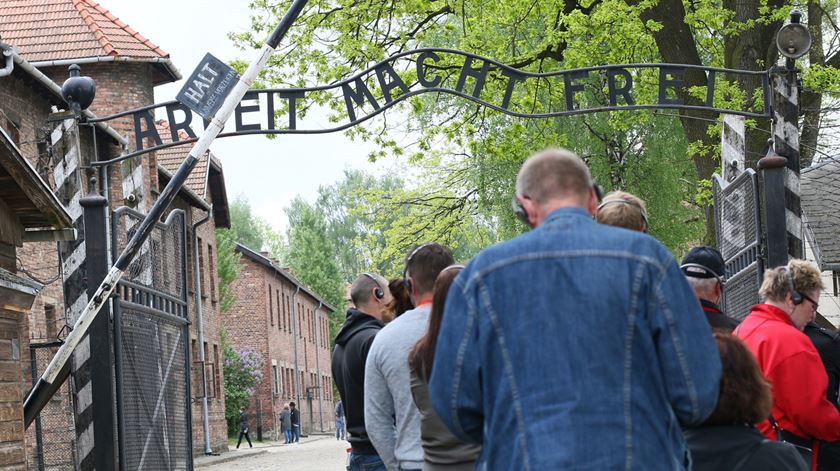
left=289, top=402, right=301, bottom=443
left=236, top=406, right=253, bottom=449
left=681, top=246, right=739, bottom=332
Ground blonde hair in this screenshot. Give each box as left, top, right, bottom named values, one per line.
left=759, top=259, right=824, bottom=303
left=595, top=191, right=648, bottom=231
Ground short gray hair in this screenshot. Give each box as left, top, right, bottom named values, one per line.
left=516, top=148, right=592, bottom=203
left=685, top=276, right=719, bottom=295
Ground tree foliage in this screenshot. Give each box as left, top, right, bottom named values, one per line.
left=223, top=337, right=265, bottom=435
left=233, top=0, right=840, bottom=253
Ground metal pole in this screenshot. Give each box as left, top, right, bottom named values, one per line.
left=291, top=286, right=302, bottom=434
left=192, top=209, right=213, bottom=454
left=758, top=144, right=790, bottom=268
left=314, top=301, right=324, bottom=432
left=771, top=69, right=803, bottom=262
left=80, top=194, right=117, bottom=470
left=23, top=0, right=309, bottom=425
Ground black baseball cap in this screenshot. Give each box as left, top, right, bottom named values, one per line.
left=680, top=246, right=725, bottom=281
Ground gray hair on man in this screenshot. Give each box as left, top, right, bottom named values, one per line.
left=516, top=148, right=593, bottom=204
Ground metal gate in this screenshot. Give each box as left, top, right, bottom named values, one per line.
left=111, top=207, right=193, bottom=471
left=713, top=169, right=763, bottom=321
left=28, top=341, right=76, bottom=470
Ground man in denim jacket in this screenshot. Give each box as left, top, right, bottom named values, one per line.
left=428, top=148, right=721, bottom=470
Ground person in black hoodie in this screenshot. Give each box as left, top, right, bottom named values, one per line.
left=333, top=272, right=392, bottom=471
left=685, top=333, right=808, bottom=470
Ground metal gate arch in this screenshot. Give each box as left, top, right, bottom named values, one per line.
left=111, top=206, right=193, bottom=471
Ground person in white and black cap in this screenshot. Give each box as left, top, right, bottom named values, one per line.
left=681, top=246, right=739, bottom=332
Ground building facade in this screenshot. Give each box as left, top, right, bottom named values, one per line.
left=0, top=0, right=232, bottom=463
left=226, top=244, right=337, bottom=438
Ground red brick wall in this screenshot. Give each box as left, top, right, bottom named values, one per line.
left=225, top=256, right=335, bottom=437
left=0, top=307, right=29, bottom=471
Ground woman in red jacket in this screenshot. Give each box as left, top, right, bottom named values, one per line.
left=736, top=259, right=840, bottom=471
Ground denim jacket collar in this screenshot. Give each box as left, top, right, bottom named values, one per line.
left=542, top=206, right=593, bottom=226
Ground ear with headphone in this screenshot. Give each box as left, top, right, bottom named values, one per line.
left=782, top=265, right=804, bottom=305
left=596, top=198, right=650, bottom=232
left=361, top=272, right=384, bottom=300
left=512, top=183, right=604, bottom=224
left=403, top=243, right=433, bottom=294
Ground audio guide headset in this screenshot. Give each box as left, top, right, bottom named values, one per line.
left=361, top=272, right=384, bottom=300
left=403, top=243, right=434, bottom=293
left=783, top=265, right=804, bottom=305
left=596, top=198, right=650, bottom=232
left=512, top=184, right=604, bottom=224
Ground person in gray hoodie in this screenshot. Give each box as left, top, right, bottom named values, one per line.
left=365, top=243, right=454, bottom=471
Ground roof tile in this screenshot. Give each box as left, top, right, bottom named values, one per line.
left=0, top=0, right=169, bottom=62
left=802, top=157, right=840, bottom=269
left=155, top=120, right=210, bottom=198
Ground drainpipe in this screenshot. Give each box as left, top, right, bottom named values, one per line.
left=0, top=43, right=13, bottom=77
left=314, top=301, right=324, bottom=432
left=192, top=207, right=213, bottom=455
left=291, top=285, right=302, bottom=434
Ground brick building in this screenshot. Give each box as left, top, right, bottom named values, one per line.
left=0, top=0, right=232, bottom=463
left=226, top=244, right=337, bottom=438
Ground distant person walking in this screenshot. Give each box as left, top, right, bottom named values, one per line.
left=336, top=400, right=346, bottom=440
left=290, top=401, right=301, bottom=443
left=280, top=405, right=292, bottom=444
left=236, top=406, right=253, bottom=449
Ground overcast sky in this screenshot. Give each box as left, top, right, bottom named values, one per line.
left=107, top=0, right=391, bottom=232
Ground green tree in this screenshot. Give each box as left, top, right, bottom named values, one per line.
left=222, top=336, right=264, bottom=435
left=233, top=0, right=840, bottom=251
left=284, top=197, right=346, bottom=334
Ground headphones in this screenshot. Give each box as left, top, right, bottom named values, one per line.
left=596, top=198, right=649, bottom=232
left=403, top=243, right=434, bottom=293
left=361, top=272, right=384, bottom=300
left=440, top=264, right=466, bottom=275
left=512, top=184, right=604, bottom=224
left=782, top=265, right=804, bottom=305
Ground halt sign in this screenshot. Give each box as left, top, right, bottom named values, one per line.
left=176, top=53, right=238, bottom=120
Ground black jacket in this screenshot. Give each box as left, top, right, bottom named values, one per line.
left=805, top=322, right=840, bottom=411
left=239, top=411, right=249, bottom=432
left=331, top=308, right=384, bottom=454
left=700, top=299, right=739, bottom=332
left=290, top=408, right=300, bottom=425
left=685, top=425, right=808, bottom=471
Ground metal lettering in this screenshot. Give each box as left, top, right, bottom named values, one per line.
left=658, top=67, right=685, bottom=105
left=455, top=56, right=491, bottom=98
left=278, top=91, right=305, bottom=130
left=374, top=62, right=410, bottom=103
left=607, top=69, right=635, bottom=106
left=416, top=51, right=442, bottom=88
left=234, top=91, right=261, bottom=131
left=501, top=69, right=526, bottom=109
left=342, top=78, right=380, bottom=122
left=133, top=110, right=163, bottom=151
left=564, top=71, right=589, bottom=111
left=165, top=103, right=197, bottom=142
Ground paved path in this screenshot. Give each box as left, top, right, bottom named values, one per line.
left=197, top=435, right=349, bottom=470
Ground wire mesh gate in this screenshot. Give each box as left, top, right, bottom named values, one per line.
left=111, top=207, right=193, bottom=471
left=713, top=169, right=763, bottom=321
left=28, top=341, right=76, bottom=470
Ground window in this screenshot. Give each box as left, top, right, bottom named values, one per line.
left=273, top=365, right=280, bottom=395
left=213, top=344, right=221, bottom=398
left=45, top=304, right=56, bottom=339
left=274, top=289, right=280, bottom=330
left=197, top=237, right=206, bottom=298
left=281, top=292, right=286, bottom=331
left=269, top=287, right=274, bottom=326
left=208, top=243, right=217, bottom=303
